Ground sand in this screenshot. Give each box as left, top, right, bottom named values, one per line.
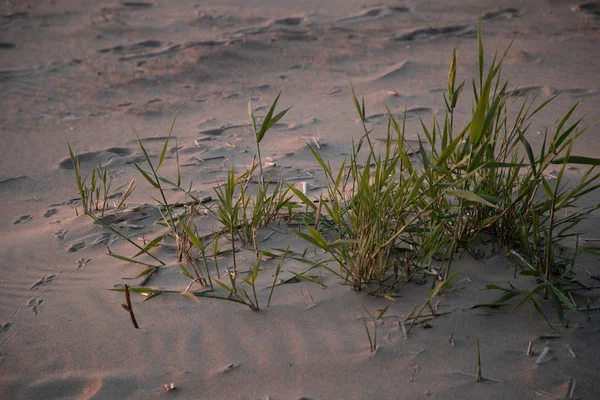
left=1, top=0, right=600, bottom=398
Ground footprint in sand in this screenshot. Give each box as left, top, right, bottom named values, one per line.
left=28, top=298, right=44, bottom=315
left=98, top=40, right=165, bottom=55
left=0, top=322, right=12, bottom=333
left=395, top=25, right=475, bottom=41
left=364, top=113, right=386, bottom=123
left=57, top=147, right=132, bottom=170
left=273, top=17, right=305, bottom=26
left=287, top=117, right=319, bottom=131
left=362, top=107, right=431, bottom=124
left=54, top=229, right=67, bottom=241
left=482, top=8, right=519, bottom=20
left=507, top=50, right=541, bottom=64
left=30, top=275, right=56, bottom=291
left=77, top=258, right=91, bottom=270
left=118, top=44, right=182, bottom=62
left=0, top=58, right=81, bottom=82
left=0, top=175, right=28, bottom=186
left=1, top=11, right=28, bottom=28
left=67, top=241, right=86, bottom=253
left=121, top=1, right=153, bottom=7
left=335, top=6, right=409, bottom=23
left=66, top=232, right=114, bottom=253
left=13, top=215, right=33, bottom=225
left=509, top=86, right=551, bottom=97
left=370, top=60, right=429, bottom=83
left=573, top=3, right=600, bottom=17
left=552, top=87, right=599, bottom=98
left=44, top=208, right=58, bottom=218
left=0, top=67, right=35, bottom=82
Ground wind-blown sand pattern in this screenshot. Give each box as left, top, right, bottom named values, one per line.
left=1, top=1, right=600, bottom=399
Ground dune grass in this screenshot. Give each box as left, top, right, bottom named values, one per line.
left=69, top=22, right=599, bottom=328
left=289, top=22, right=599, bottom=326
left=68, top=145, right=135, bottom=216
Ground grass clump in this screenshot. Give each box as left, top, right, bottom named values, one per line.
left=69, top=22, right=600, bottom=328
left=289, top=22, right=600, bottom=325
left=68, top=144, right=136, bottom=216
left=71, top=93, right=295, bottom=313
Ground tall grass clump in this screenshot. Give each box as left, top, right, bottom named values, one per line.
left=290, top=100, right=440, bottom=292
left=290, top=22, right=600, bottom=323
left=69, top=22, right=600, bottom=326
left=70, top=94, right=296, bottom=313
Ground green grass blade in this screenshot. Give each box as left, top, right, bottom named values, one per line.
left=266, top=106, right=292, bottom=131
left=555, top=103, right=579, bottom=140
left=287, top=183, right=317, bottom=210
left=377, top=305, right=389, bottom=320
left=436, top=130, right=465, bottom=167
left=257, top=91, right=282, bottom=143
left=549, top=285, right=575, bottom=310
left=110, top=287, right=156, bottom=294
left=517, top=130, right=537, bottom=175
left=446, top=189, right=499, bottom=209
left=295, top=229, right=328, bottom=250
left=182, top=222, right=204, bottom=252
left=551, top=156, right=600, bottom=166
left=180, top=264, right=194, bottom=280
left=134, top=163, right=159, bottom=188
left=157, top=115, right=177, bottom=171
left=135, top=267, right=158, bottom=279
left=248, top=100, right=257, bottom=133
left=109, top=253, right=159, bottom=268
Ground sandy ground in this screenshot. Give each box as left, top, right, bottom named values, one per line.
left=1, top=0, right=600, bottom=399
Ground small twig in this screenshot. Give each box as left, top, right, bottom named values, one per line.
left=508, top=249, right=536, bottom=271
left=535, top=346, right=552, bottom=365
left=221, top=363, right=238, bottom=373
left=269, top=225, right=287, bottom=234
left=527, top=340, right=533, bottom=357
left=185, top=278, right=203, bottom=292
left=449, top=326, right=455, bottom=346
left=568, top=292, right=577, bottom=308
left=123, top=284, right=139, bottom=329
left=261, top=231, right=275, bottom=242
left=538, top=334, right=562, bottom=339
left=577, top=305, right=600, bottom=312
left=535, top=389, right=561, bottom=399
left=428, top=302, right=436, bottom=316
left=567, top=378, right=576, bottom=399
left=579, top=266, right=600, bottom=281
left=303, top=289, right=317, bottom=310
left=400, top=320, right=408, bottom=340
left=476, top=339, right=482, bottom=382
left=566, top=345, right=576, bottom=358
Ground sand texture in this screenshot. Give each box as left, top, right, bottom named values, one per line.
left=1, top=0, right=600, bottom=399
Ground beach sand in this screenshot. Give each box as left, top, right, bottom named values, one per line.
left=1, top=0, right=600, bottom=398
